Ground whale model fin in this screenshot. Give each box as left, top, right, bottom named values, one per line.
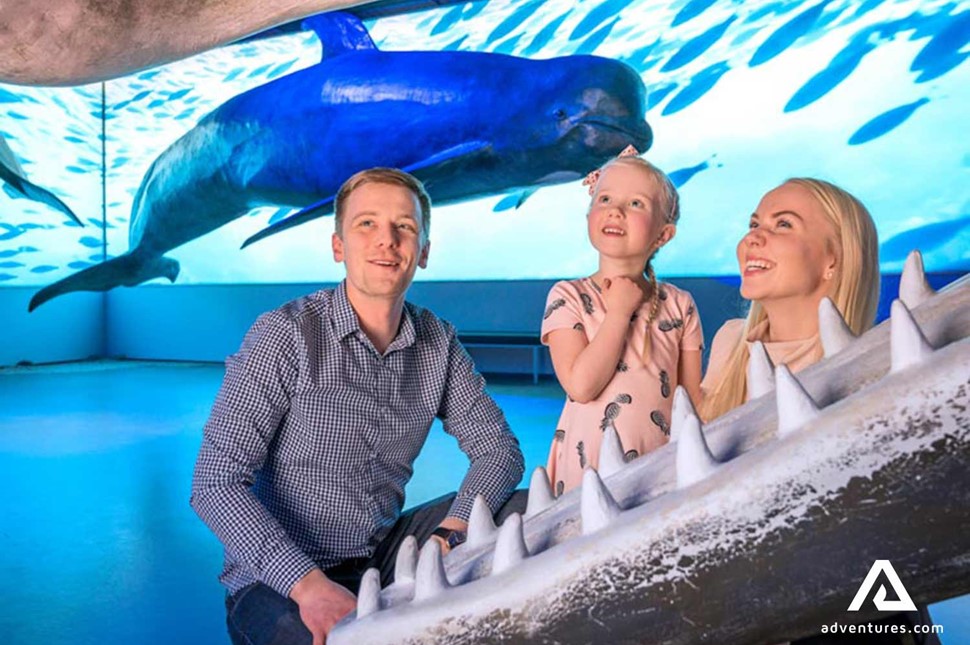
left=29, top=253, right=179, bottom=312
left=241, top=141, right=493, bottom=249
left=492, top=188, right=538, bottom=212
left=302, top=12, right=377, bottom=60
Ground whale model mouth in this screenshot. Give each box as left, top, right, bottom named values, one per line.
left=576, top=116, right=652, bottom=150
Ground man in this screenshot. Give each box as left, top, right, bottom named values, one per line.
left=191, top=167, right=525, bottom=645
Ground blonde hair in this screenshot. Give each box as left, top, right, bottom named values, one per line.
left=594, top=155, right=681, bottom=225
left=699, top=178, right=880, bottom=421
left=334, top=167, right=431, bottom=240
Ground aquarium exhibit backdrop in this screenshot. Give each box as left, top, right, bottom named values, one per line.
left=0, top=0, right=967, bottom=295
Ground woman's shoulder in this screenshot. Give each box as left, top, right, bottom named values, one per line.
left=712, top=318, right=746, bottom=345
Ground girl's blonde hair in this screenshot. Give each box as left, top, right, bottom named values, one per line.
left=699, top=178, right=880, bottom=421
left=593, top=155, right=681, bottom=225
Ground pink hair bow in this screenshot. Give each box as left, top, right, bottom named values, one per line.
left=581, top=144, right=641, bottom=195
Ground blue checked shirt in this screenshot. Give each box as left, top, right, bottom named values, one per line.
left=191, top=282, right=524, bottom=596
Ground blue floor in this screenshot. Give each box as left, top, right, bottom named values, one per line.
left=1, top=361, right=966, bottom=644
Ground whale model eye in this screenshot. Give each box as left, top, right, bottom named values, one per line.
left=553, top=108, right=567, bottom=120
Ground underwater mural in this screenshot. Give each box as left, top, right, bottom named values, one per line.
left=0, top=0, right=966, bottom=290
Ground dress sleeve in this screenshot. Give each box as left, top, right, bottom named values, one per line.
left=437, top=328, right=525, bottom=520
left=540, top=281, right=585, bottom=344
left=190, top=311, right=318, bottom=597
left=680, top=291, right=705, bottom=352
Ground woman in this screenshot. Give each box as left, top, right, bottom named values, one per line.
left=700, top=177, right=879, bottom=419
left=700, top=178, right=941, bottom=645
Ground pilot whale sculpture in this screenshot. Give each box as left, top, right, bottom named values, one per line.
left=27, top=12, right=650, bottom=311
left=328, top=251, right=970, bottom=644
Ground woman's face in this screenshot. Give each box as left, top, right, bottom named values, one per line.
left=736, top=182, right=839, bottom=304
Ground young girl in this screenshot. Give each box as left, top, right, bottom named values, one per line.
left=542, top=148, right=704, bottom=496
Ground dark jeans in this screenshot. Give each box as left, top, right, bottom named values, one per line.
left=225, top=489, right=528, bottom=645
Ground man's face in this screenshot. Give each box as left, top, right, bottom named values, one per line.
left=332, top=181, right=429, bottom=304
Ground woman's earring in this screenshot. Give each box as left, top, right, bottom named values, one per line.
left=824, top=270, right=834, bottom=280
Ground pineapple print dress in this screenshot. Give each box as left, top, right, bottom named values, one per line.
left=541, top=277, right=704, bottom=496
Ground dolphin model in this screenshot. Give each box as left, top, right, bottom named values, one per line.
left=27, top=12, right=651, bottom=311
left=0, top=135, right=83, bottom=225
left=328, top=251, right=970, bottom=644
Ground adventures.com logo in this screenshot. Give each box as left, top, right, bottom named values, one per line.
left=819, top=560, right=944, bottom=638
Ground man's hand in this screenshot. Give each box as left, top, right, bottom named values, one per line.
left=289, top=568, right=357, bottom=645
left=429, top=516, right=469, bottom=555
left=602, top=276, right=644, bottom=320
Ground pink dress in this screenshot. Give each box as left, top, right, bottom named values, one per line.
left=541, top=278, right=704, bottom=495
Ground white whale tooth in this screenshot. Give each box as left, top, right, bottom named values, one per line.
left=675, top=405, right=719, bottom=489
left=581, top=468, right=621, bottom=535
left=775, top=364, right=820, bottom=436
left=746, top=340, right=775, bottom=401
left=413, top=539, right=450, bottom=601
left=818, top=297, right=857, bottom=357
left=598, top=426, right=627, bottom=478
left=670, top=386, right=697, bottom=443
left=356, top=568, right=381, bottom=618
left=466, top=495, right=498, bottom=548
left=492, top=513, right=528, bottom=575
left=899, top=249, right=935, bottom=309
left=525, top=466, right=555, bottom=517
left=890, top=299, right=933, bottom=372
left=394, top=535, right=418, bottom=583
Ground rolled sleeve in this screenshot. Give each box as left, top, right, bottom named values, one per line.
left=190, top=311, right=317, bottom=597
left=437, top=332, right=524, bottom=520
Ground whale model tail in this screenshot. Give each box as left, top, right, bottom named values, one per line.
left=28, top=253, right=180, bottom=311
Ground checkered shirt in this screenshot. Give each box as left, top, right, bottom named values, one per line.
left=191, top=281, right=524, bottom=596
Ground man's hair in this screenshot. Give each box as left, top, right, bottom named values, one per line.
left=334, top=167, right=432, bottom=240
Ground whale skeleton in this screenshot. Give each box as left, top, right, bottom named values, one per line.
left=330, top=249, right=970, bottom=644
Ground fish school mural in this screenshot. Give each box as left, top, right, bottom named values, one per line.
left=0, top=0, right=967, bottom=302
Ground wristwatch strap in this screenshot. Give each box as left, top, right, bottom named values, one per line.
left=431, top=526, right=467, bottom=549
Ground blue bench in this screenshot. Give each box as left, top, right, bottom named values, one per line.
left=458, top=333, right=545, bottom=384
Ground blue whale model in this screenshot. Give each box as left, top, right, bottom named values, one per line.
left=28, top=12, right=650, bottom=311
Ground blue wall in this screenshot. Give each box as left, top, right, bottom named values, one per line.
left=0, top=288, right=103, bottom=366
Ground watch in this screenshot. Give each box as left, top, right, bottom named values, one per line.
left=431, top=527, right=468, bottom=550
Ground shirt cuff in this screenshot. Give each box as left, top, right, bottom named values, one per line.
left=259, top=538, right=320, bottom=598
left=446, top=493, right=477, bottom=523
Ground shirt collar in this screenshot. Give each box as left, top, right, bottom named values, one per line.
left=331, top=281, right=360, bottom=340
left=331, top=280, right=418, bottom=351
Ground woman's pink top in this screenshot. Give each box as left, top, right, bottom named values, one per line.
left=701, top=318, right=821, bottom=399
left=541, top=278, right=704, bottom=496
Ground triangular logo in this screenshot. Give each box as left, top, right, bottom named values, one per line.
left=847, top=560, right=917, bottom=612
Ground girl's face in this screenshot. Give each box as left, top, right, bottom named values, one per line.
left=736, top=182, right=839, bottom=304
left=587, top=162, right=675, bottom=263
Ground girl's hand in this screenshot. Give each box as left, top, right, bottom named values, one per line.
left=602, top=277, right=643, bottom=320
